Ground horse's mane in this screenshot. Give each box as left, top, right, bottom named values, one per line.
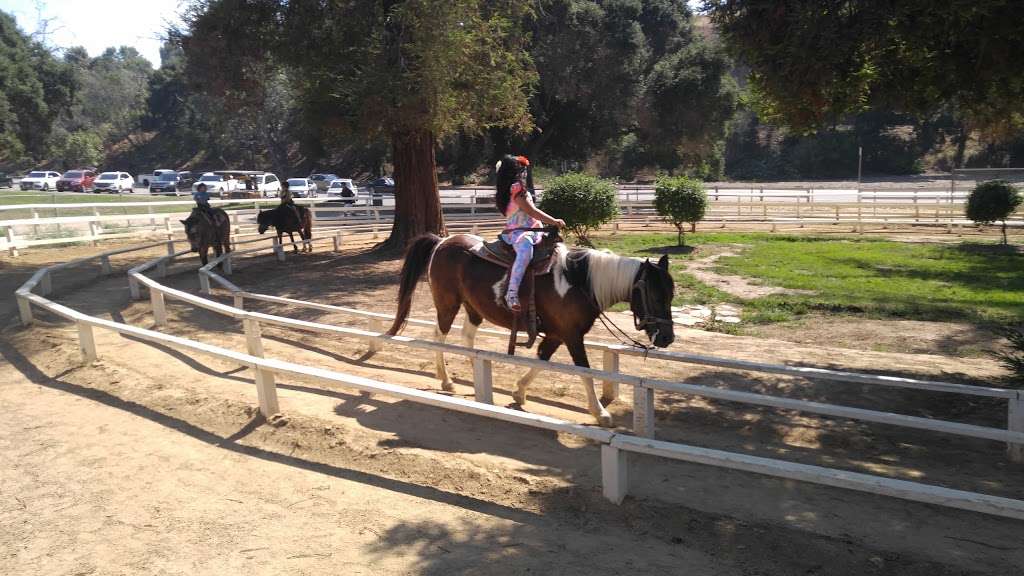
left=560, top=248, right=641, bottom=310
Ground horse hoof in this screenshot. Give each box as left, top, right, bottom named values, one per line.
left=600, top=394, right=617, bottom=406
left=441, top=380, right=454, bottom=392
left=512, top=391, right=526, bottom=405
left=596, top=413, right=614, bottom=428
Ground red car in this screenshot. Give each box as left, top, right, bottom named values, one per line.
left=57, top=169, right=97, bottom=192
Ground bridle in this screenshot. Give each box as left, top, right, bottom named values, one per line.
left=598, top=263, right=673, bottom=351
left=630, top=264, right=674, bottom=336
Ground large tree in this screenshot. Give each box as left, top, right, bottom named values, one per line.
left=0, top=11, right=75, bottom=167
left=706, top=1, right=1024, bottom=136
left=184, top=0, right=536, bottom=248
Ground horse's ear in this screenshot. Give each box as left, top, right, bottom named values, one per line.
left=658, top=254, right=670, bottom=270
left=179, top=220, right=187, bottom=225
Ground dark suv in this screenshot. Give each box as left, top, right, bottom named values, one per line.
left=149, top=171, right=195, bottom=195
left=57, top=169, right=97, bottom=192
left=0, top=172, right=12, bottom=188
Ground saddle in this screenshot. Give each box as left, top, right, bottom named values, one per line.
left=469, top=229, right=562, bottom=355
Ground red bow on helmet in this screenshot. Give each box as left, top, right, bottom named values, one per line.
left=516, top=155, right=530, bottom=167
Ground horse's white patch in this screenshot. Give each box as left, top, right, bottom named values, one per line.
left=492, top=277, right=507, bottom=307
left=587, top=249, right=642, bottom=310
left=552, top=244, right=570, bottom=298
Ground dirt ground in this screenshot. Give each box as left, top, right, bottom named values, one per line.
left=1, top=235, right=1023, bottom=575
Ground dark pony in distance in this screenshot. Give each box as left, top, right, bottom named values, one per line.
left=181, top=207, right=231, bottom=266
left=257, top=204, right=313, bottom=252
left=387, top=233, right=675, bottom=427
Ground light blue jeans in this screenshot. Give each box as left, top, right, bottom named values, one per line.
left=507, top=237, right=534, bottom=306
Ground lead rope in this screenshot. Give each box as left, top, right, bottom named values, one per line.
left=597, top=310, right=653, bottom=356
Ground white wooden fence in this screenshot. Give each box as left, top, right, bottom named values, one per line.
left=12, top=224, right=1024, bottom=519
left=6, top=186, right=1024, bottom=256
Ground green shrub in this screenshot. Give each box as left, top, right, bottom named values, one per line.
left=654, top=176, right=707, bottom=245
left=965, top=180, right=1023, bottom=244
left=993, top=325, right=1024, bottom=386
left=538, top=172, right=618, bottom=245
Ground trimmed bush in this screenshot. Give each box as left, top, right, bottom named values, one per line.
left=965, top=180, right=1023, bottom=244
left=654, top=176, right=707, bottom=246
left=537, top=172, right=618, bottom=245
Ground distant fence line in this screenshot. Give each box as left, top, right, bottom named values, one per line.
left=3, top=184, right=1024, bottom=256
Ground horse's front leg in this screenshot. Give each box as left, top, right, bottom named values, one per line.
left=213, top=243, right=223, bottom=269
left=565, top=338, right=613, bottom=427
left=200, top=245, right=209, bottom=266
left=514, top=336, right=561, bottom=406
left=289, top=231, right=298, bottom=253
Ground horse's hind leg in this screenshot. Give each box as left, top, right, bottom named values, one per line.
left=565, top=337, right=613, bottom=427
left=433, top=292, right=462, bottom=392
left=303, top=224, right=312, bottom=252
left=514, top=336, right=561, bottom=406
left=289, top=231, right=298, bottom=253
left=461, top=304, right=483, bottom=349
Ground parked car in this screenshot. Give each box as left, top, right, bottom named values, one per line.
left=149, top=171, right=195, bottom=195
left=93, top=172, right=135, bottom=193
left=251, top=173, right=281, bottom=197
left=19, top=170, right=61, bottom=191
left=193, top=173, right=238, bottom=197
left=136, top=168, right=175, bottom=188
left=286, top=178, right=318, bottom=198
left=325, top=179, right=358, bottom=204
left=310, top=173, right=341, bottom=193
left=0, top=172, right=12, bottom=188
left=57, top=169, right=97, bottom=192
left=368, top=176, right=395, bottom=194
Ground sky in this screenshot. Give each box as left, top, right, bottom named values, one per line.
left=4, top=0, right=185, bottom=68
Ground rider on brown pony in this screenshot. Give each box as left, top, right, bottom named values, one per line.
left=495, top=155, right=564, bottom=312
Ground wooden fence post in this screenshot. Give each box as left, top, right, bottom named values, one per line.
left=1009, top=394, right=1024, bottom=463
left=368, top=318, right=384, bottom=353
left=223, top=252, right=233, bottom=275
left=151, top=289, right=167, bottom=326
left=602, top=349, right=620, bottom=403
left=273, top=237, right=285, bottom=262
left=17, top=294, right=33, bottom=326
left=199, top=272, right=211, bottom=294
left=100, top=255, right=112, bottom=275
left=601, top=444, right=628, bottom=504
left=243, top=317, right=279, bottom=416
left=128, top=275, right=141, bottom=300
left=233, top=293, right=244, bottom=309
left=40, top=271, right=52, bottom=296
left=333, top=231, right=342, bottom=252
left=633, top=383, right=655, bottom=438
left=473, top=358, right=494, bottom=404
left=77, top=320, right=97, bottom=364
left=6, top=228, right=18, bottom=257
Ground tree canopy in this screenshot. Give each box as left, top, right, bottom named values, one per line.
left=706, top=0, right=1024, bottom=134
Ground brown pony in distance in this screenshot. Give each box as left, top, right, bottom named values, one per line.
left=257, top=204, right=313, bottom=253
left=387, top=233, right=675, bottom=427
left=181, top=207, right=231, bottom=266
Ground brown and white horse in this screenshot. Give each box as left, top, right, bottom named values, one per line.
left=387, top=233, right=675, bottom=426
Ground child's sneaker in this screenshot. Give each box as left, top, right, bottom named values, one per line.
left=505, top=292, right=522, bottom=313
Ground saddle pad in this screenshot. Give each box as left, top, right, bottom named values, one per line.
left=469, top=239, right=559, bottom=275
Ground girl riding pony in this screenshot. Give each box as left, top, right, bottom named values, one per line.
left=495, top=155, right=564, bottom=312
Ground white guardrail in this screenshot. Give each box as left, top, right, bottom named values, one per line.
left=12, top=220, right=1024, bottom=520
left=4, top=188, right=1023, bottom=256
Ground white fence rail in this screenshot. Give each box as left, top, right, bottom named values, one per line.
left=11, top=219, right=1024, bottom=519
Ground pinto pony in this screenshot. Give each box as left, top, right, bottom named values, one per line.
left=387, top=234, right=675, bottom=426
left=181, top=207, right=231, bottom=266
left=257, top=204, right=313, bottom=253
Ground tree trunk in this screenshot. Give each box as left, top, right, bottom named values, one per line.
left=953, top=123, right=969, bottom=169
left=1002, top=220, right=1008, bottom=245
left=380, top=129, right=446, bottom=250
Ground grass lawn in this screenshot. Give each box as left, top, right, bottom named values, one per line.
left=592, top=232, right=1024, bottom=325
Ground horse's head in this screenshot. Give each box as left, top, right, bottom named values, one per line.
left=630, top=254, right=675, bottom=348
left=180, top=216, right=200, bottom=252
left=256, top=210, right=271, bottom=234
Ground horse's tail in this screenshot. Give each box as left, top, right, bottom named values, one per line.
left=386, top=234, right=442, bottom=336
